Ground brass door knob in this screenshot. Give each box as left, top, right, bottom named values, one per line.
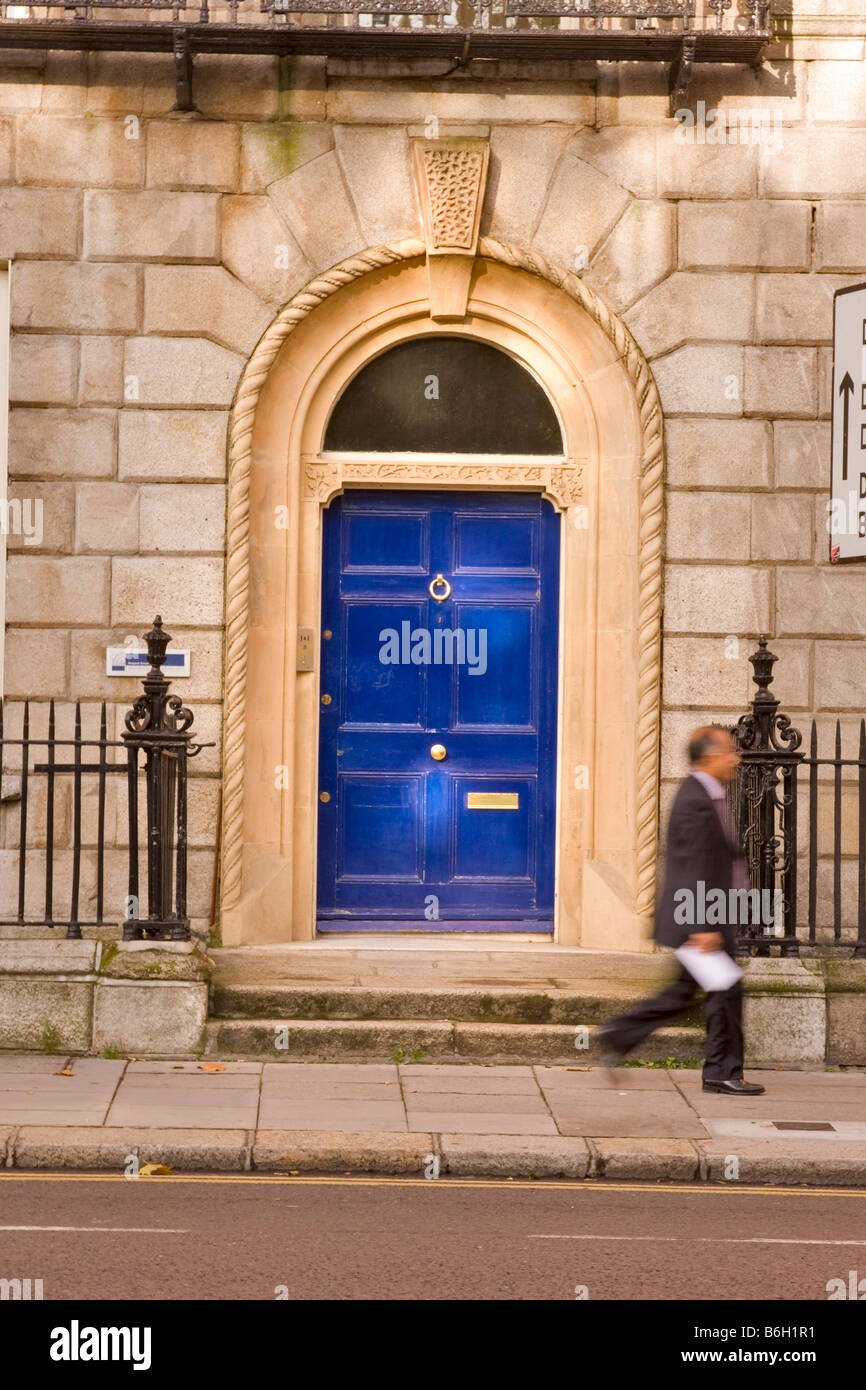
left=430, top=744, right=447, bottom=761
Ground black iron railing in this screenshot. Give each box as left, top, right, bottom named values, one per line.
left=6, top=624, right=861, bottom=955
left=0, top=0, right=770, bottom=31
left=0, top=0, right=773, bottom=112
left=728, top=638, right=866, bottom=959
left=0, top=617, right=210, bottom=941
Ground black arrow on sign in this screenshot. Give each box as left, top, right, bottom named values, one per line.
left=839, top=370, right=854, bottom=482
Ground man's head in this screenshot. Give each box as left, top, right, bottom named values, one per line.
left=688, top=725, right=740, bottom=785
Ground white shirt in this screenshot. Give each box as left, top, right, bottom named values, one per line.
left=691, top=768, right=725, bottom=801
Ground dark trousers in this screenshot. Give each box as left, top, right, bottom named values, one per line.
left=603, top=964, right=744, bottom=1083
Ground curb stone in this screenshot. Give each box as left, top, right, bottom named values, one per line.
left=252, top=1130, right=434, bottom=1174
left=590, top=1137, right=701, bottom=1182
left=2, top=1128, right=865, bottom=1185
left=698, top=1139, right=866, bottom=1188
left=11, top=1126, right=250, bottom=1171
left=439, top=1133, right=590, bottom=1178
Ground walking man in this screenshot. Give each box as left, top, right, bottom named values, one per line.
left=599, top=725, right=765, bottom=1095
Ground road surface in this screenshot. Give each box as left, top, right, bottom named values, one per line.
left=2, top=1174, right=865, bottom=1302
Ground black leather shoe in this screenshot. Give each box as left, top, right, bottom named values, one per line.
left=702, top=1079, right=765, bottom=1096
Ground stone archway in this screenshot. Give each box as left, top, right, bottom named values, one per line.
left=219, top=237, right=664, bottom=950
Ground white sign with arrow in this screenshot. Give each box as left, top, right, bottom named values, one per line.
left=830, top=282, right=866, bottom=562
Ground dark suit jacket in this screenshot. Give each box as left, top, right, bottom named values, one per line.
left=654, top=774, right=744, bottom=954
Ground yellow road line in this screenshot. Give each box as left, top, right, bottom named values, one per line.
left=0, top=1172, right=864, bottom=1198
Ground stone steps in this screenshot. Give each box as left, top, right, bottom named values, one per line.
left=205, top=1016, right=705, bottom=1065
left=209, top=942, right=678, bottom=995
left=211, top=981, right=705, bottom=1027
left=207, top=944, right=705, bottom=1064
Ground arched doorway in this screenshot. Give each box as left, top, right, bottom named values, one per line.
left=220, top=247, right=663, bottom=951
left=317, top=335, right=564, bottom=933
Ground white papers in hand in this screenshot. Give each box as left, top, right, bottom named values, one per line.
left=674, top=945, right=743, bottom=993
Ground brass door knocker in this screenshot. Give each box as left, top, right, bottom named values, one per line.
left=429, top=573, right=451, bottom=602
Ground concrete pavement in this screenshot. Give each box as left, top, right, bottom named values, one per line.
left=1, top=1054, right=866, bottom=1184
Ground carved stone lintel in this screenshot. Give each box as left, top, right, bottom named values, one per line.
left=304, top=458, right=584, bottom=509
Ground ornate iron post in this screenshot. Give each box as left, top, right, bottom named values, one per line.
left=735, top=637, right=804, bottom=958
left=122, top=617, right=196, bottom=942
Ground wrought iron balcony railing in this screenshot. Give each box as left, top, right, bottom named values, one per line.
left=0, top=0, right=772, bottom=27
left=0, top=0, right=773, bottom=112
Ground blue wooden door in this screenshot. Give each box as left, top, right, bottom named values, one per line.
left=317, top=490, right=560, bottom=932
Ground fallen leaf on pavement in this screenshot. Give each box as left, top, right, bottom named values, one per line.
left=198, top=1062, right=226, bottom=1073
left=54, top=1068, right=74, bottom=1077
left=139, top=1163, right=171, bottom=1176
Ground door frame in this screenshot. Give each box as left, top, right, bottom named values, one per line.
left=219, top=248, right=664, bottom=952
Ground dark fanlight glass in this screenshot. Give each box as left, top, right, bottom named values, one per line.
left=323, top=336, right=564, bottom=455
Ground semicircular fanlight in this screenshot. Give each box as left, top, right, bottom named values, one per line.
left=323, top=335, right=564, bottom=455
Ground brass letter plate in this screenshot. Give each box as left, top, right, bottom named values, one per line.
left=466, top=791, right=519, bottom=810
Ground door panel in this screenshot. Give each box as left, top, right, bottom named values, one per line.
left=339, top=776, right=424, bottom=882
left=344, top=602, right=427, bottom=727
left=452, top=604, right=534, bottom=728
left=317, top=490, right=560, bottom=932
left=452, top=777, right=534, bottom=882
left=454, top=512, right=537, bottom=573
left=343, top=509, right=429, bottom=574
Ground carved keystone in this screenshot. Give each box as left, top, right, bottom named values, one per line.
left=411, top=137, right=490, bottom=321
